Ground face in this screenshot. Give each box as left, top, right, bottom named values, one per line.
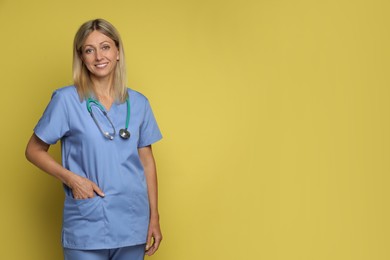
left=81, top=30, right=119, bottom=81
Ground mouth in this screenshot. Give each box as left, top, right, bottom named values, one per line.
left=95, top=63, right=108, bottom=68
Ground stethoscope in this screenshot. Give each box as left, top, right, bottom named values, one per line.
left=86, top=97, right=131, bottom=140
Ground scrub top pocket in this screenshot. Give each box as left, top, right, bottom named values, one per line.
left=62, top=196, right=106, bottom=249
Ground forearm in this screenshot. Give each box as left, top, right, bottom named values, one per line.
left=25, top=134, right=74, bottom=186
left=138, top=145, right=163, bottom=255
left=145, top=163, right=159, bottom=218
left=139, top=146, right=160, bottom=219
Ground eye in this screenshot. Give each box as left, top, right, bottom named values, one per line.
left=84, top=48, right=94, bottom=54
left=102, top=45, right=111, bottom=50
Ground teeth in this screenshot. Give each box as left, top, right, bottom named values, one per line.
left=96, top=63, right=108, bottom=68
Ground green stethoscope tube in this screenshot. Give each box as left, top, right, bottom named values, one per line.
left=86, top=97, right=131, bottom=140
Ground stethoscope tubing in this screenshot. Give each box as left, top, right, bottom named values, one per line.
left=86, top=97, right=130, bottom=140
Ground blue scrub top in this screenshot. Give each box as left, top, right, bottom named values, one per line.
left=34, top=86, right=162, bottom=250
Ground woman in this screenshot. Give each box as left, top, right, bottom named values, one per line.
left=25, top=19, right=162, bottom=260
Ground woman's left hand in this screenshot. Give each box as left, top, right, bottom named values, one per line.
left=145, top=216, right=163, bottom=256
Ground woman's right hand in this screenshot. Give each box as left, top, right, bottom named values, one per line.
left=68, top=174, right=105, bottom=199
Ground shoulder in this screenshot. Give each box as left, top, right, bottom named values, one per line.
left=49, top=86, right=79, bottom=104
left=45, top=86, right=79, bottom=112
left=128, top=88, right=149, bottom=102
left=52, top=85, right=78, bottom=97
left=127, top=88, right=152, bottom=109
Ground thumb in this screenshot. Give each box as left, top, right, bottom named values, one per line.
left=92, top=183, right=105, bottom=197
left=145, top=233, right=152, bottom=251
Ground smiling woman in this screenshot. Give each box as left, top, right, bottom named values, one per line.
left=73, top=19, right=127, bottom=105
left=81, top=31, right=119, bottom=82
left=25, top=18, right=163, bottom=260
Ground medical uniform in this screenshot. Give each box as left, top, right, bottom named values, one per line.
left=34, top=86, right=162, bottom=250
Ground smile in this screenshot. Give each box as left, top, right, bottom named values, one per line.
left=95, top=63, right=108, bottom=68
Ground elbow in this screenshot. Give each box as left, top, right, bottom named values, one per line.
left=25, top=144, right=33, bottom=162
left=25, top=134, right=51, bottom=170
left=25, top=133, right=47, bottom=163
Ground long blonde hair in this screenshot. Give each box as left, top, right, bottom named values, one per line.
left=73, top=19, right=127, bottom=102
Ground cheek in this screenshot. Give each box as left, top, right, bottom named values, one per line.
left=82, top=61, right=95, bottom=74
left=82, top=57, right=95, bottom=69
left=110, top=51, right=119, bottom=60
left=82, top=55, right=91, bottom=64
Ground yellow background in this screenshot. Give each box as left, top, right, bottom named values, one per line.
left=1, top=0, right=389, bottom=259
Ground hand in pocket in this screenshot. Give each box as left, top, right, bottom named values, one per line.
left=69, top=174, right=105, bottom=199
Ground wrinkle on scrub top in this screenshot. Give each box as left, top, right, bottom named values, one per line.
left=34, top=86, right=162, bottom=249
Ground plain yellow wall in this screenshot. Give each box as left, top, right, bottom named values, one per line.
left=1, top=0, right=389, bottom=259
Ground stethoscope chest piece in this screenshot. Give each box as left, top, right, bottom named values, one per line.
left=119, top=128, right=131, bottom=139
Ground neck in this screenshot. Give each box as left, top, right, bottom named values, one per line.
left=90, top=76, right=115, bottom=111
left=91, top=76, right=114, bottom=99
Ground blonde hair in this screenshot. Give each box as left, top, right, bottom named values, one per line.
left=73, top=18, right=127, bottom=102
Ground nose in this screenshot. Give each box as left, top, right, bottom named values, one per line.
left=95, top=49, right=103, bottom=61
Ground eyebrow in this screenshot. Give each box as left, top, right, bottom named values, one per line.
left=83, top=41, right=112, bottom=48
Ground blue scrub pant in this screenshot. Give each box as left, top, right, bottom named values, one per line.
left=63, top=244, right=145, bottom=260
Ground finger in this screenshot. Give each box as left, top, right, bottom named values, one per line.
left=151, top=235, right=162, bottom=253
left=153, top=236, right=162, bottom=250
left=145, top=233, right=153, bottom=251
left=145, top=245, right=154, bottom=256
left=73, top=190, right=91, bottom=199
left=146, top=235, right=162, bottom=256
left=72, top=186, right=88, bottom=199
left=146, top=244, right=157, bottom=256
left=146, top=243, right=158, bottom=256
left=92, top=182, right=105, bottom=197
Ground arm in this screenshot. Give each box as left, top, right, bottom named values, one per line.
left=25, top=133, right=104, bottom=199
left=139, top=145, right=162, bottom=256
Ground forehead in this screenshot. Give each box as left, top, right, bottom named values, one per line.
left=83, top=30, right=115, bottom=46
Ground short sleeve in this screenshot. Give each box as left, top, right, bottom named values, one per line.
left=138, top=99, right=162, bottom=148
left=34, top=90, right=70, bottom=145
